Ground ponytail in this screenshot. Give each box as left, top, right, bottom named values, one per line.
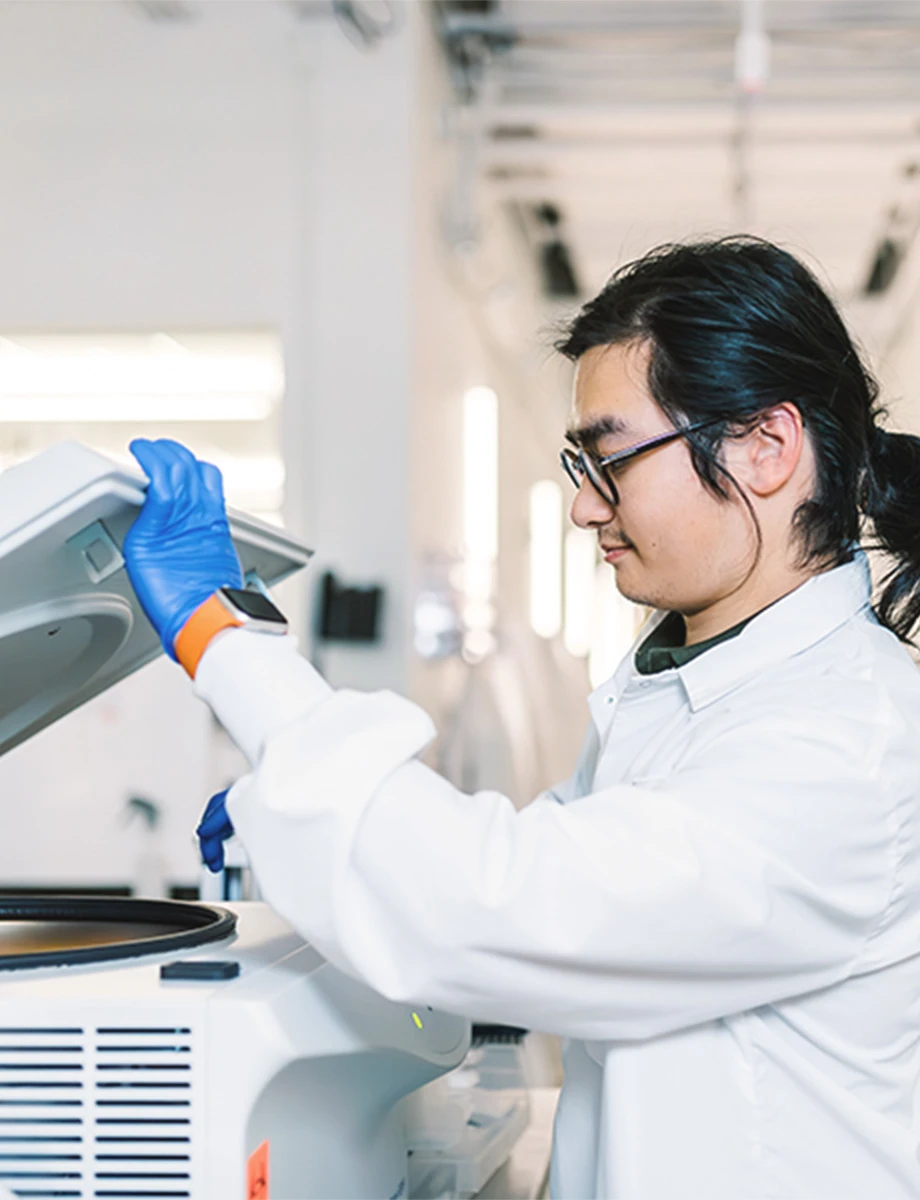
left=863, top=427, right=920, bottom=642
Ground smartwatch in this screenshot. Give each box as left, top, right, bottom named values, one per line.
left=216, top=586, right=289, bottom=632
left=175, top=586, right=289, bottom=679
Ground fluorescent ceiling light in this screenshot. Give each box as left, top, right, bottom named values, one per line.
left=208, top=454, right=285, bottom=493
left=589, top=563, right=641, bottom=689
left=529, top=480, right=563, bottom=639
left=459, top=559, right=494, bottom=604
left=0, top=334, right=283, bottom=423
left=0, top=395, right=274, bottom=423
left=564, top=527, right=596, bottom=657
left=463, top=386, right=499, bottom=563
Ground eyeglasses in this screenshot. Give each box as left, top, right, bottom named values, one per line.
left=560, top=417, right=724, bottom=507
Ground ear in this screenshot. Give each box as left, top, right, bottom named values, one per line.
left=727, top=403, right=805, bottom=498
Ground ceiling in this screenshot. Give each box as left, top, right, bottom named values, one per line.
left=435, top=0, right=920, bottom=358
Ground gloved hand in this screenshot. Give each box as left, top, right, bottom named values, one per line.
left=197, top=789, right=235, bottom=874
left=125, top=439, right=243, bottom=660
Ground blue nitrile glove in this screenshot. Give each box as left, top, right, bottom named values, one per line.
left=125, top=439, right=243, bottom=660
left=197, top=789, right=235, bottom=874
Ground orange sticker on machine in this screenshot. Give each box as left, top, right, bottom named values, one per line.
left=247, top=1140, right=269, bottom=1200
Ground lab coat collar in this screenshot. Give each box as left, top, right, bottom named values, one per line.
left=587, top=609, right=669, bottom=725
left=679, top=553, right=873, bottom=711
left=588, top=553, right=874, bottom=722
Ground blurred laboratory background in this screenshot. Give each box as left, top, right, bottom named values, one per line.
left=0, top=0, right=919, bottom=902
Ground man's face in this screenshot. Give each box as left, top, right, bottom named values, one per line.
left=569, top=340, right=756, bottom=615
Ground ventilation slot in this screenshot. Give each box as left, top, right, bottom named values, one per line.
left=92, top=1030, right=192, bottom=1199
left=0, top=1028, right=86, bottom=1198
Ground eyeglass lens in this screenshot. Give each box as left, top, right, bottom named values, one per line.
left=560, top=449, right=619, bottom=507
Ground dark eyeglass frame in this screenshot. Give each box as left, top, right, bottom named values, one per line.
left=560, top=416, right=725, bottom=507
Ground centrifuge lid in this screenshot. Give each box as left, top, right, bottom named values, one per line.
left=0, top=441, right=311, bottom=757
left=0, top=896, right=237, bottom=970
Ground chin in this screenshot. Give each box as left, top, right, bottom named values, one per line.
left=611, top=568, right=650, bottom=608
left=611, top=562, right=666, bottom=611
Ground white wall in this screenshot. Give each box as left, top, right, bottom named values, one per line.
left=0, top=0, right=589, bottom=889
left=0, top=1, right=299, bottom=330
left=282, top=11, right=417, bottom=693
left=0, top=660, right=213, bottom=888
left=0, top=1, right=307, bottom=889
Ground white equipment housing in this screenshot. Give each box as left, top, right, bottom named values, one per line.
left=0, top=444, right=471, bottom=1199
left=0, top=442, right=312, bottom=755
left=0, top=902, right=468, bottom=1200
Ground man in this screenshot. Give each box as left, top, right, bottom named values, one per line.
left=125, top=238, right=920, bottom=1198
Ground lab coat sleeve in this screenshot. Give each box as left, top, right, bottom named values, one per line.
left=196, top=632, right=896, bottom=1042
left=196, top=630, right=332, bottom=763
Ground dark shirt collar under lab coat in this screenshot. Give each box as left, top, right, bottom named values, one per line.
left=634, top=610, right=756, bottom=676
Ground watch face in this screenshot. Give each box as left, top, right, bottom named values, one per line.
left=220, top=587, right=287, bottom=625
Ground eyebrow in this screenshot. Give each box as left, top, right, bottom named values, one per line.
left=565, top=414, right=633, bottom=449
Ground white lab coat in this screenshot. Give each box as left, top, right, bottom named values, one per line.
left=196, top=554, right=920, bottom=1199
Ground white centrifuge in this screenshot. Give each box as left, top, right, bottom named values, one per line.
left=0, top=444, right=470, bottom=1200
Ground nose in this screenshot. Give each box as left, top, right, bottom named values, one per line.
left=570, top=476, right=616, bottom=529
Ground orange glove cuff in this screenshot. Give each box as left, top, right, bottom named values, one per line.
left=174, top=593, right=243, bottom=680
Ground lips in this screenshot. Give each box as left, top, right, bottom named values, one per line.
left=602, top=543, right=632, bottom=564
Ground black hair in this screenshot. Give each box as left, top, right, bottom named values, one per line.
left=556, top=236, right=920, bottom=644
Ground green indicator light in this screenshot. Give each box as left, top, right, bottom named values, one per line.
left=411, top=1012, right=424, bottom=1030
